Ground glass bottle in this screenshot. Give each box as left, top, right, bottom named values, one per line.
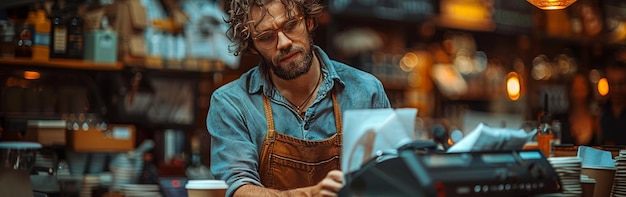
left=0, top=20, right=15, bottom=57
left=15, top=11, right=36, bottom=58
left=66, top=1, right=83, bottom=59
left=139, top=153, right=158, bottom=184
left=536, top=94, right=554, bottom=157
left=537, top=114, right=554, bottom=157
left=32, top=8, right=50, bottom=61
left=50, top=0, right=68, bottom=59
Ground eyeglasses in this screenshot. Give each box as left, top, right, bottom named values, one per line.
left=252, top=16, right=306, bottom=50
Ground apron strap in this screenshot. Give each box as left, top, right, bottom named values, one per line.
left=331, top=91, right=342, bottom=147
left=259, top=95, right=276, bottom=181
left=332, top=91, right=342, bottom=134
left=262, top=95, right=276, bottom=142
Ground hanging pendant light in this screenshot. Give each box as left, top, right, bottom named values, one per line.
left=527, top=0, right=577, bottom=10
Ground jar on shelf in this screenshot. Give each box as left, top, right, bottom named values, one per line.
left=0, top=20, right=15, bottom=58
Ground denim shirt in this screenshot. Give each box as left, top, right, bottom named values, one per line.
left=207, top=46, right=391, bottom=196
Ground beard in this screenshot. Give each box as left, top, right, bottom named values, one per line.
left=266, top=44, right=314, bottom=80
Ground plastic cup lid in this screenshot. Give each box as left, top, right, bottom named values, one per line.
left=185, top=180, right=228, bottom=190
left=582, top=165, right=617, bottom=170
left=0, top=141, right=42, bottom=149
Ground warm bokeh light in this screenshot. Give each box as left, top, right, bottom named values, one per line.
left=532, top=62, right=552, bottom=80
left=589, top=69, right=601, bottom=84
left=531, top=54, right=552, bottom=80
left=527, top=0, right=577, bottom=10
left=400, top=52, right=419, bottom=72
left=440, top=0, right=491, bottom=22
left=438, top=0, right=495, bottom=31
left=23, top=71, right=40, bottom=80
left=598, top=77, right=609, bottom=96
left=454, top=51, right=473, bottom=75
left=507, top=72, right=521, bottom=101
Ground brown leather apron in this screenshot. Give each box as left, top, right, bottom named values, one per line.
left=258, top=92, right=342, bottom=190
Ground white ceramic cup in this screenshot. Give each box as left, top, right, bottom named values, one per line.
left=186, top=180, right=228, bottom=197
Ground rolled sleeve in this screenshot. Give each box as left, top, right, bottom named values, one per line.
left=207, top=89, right=264, bottom=197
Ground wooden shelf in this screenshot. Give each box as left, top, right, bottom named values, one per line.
left=0, top=57, right=123, bottom=71
left=0, top=0, right=38, bottom=9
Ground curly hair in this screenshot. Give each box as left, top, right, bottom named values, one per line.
left=224, top=0, right=324, bottom=56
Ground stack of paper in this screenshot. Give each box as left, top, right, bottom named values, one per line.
left=447, top=123, right=532, bottom=153
left=341, top=108, right=417, bottom=174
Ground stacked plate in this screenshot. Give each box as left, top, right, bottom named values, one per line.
left=547, top=156, right=583, bottom=197
left=109, top=153, right=144, bottom=191
left=120, top=184, right=162, bottom=197
left=66, top=151, right=88, bottom=175
left=110, top=164, right=139, bottom=191
left=80, top=175, right=100, bottom=197
left=612, top=150, right=626, bottom=197
left=34, top=151, right=56, bottom=172
left=98, top=172, right=113, bottom=188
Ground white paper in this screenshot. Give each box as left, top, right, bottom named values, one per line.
left=447, top=123, right=532, bottom=153
left=341, top=108, right=417, bottom=174
left=462, top=110, right=524, bottom=133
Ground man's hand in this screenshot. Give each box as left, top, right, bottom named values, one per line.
left=314, top=170, right=344, bottom=197
left=234, top=170, right=345, bottom=197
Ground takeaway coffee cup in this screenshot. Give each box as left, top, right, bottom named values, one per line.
left=581, top=165, right=616, bottom=197
left=186, top=180, right=228, bottom=197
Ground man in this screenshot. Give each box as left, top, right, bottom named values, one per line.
left=206, top=0, right=391, bottom=196
left=600, top=60, right=626, bottom=145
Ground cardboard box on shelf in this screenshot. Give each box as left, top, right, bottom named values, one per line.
left=66, top=124, right=135, bottom=152
left=127, top=0, right=148, bottom=30
left=24, top=120, right=67, bottom=146
left=103, top=0, right=147, bottom=63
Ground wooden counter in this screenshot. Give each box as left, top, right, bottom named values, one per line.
left=552, top=145, right=624, bottom=158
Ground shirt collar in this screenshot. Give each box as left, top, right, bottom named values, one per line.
left=248, top=45, right=345, bottom=95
